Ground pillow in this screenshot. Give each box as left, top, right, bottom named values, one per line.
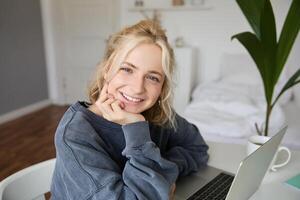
left=221, top=73, right=262, bottom=86
left=219, top=53, right=259, bottom=83
left=219, top=53, right=292, bottom=105
left=275, top=70, right=293, bottom=105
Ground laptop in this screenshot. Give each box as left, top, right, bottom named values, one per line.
left=175, top=126, right=288, bottom=200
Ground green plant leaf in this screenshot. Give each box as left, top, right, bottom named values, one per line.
left=260, top=0, right=277, bottom=50
left=231, top=32, right=272, bottom=103
left=231, top=32, right=264, bottom=76
left=260, top=0, right=277, bottom=100
left=272, top=68, right=300, bottom=106
left=233, top=0, right=300, bottom=137
left=235, top=0, right=265, bottom=39
left=276, top=0, right=300, bottom=81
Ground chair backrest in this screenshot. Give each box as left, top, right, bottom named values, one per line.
left=0, top=158, right=56, bottom=200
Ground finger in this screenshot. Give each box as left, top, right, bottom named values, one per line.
left=169, top=184, right=176, bottom=200
left=101, top=97, right=115, bottom=112
left=102, top=99, right=120, bottom=121
left=111, top=100, right=123, bottom=112
left=95, top=93, right=112, bottom=111
left=173, top=184, right=176, bottom=192
left=119, top=101, right=125, bottom=110
left=171, top=183, right=175, bottom=191
left=170, top=183, right=176, bottom=194
left=95, top=97, right=114, bottom=116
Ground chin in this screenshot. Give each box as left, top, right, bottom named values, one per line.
left=124, top=107, right=144, bottom=114
left=123, top=104, right=151, bottom=114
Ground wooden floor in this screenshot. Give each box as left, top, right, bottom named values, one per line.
left=0, top=105, right=68, bottom=181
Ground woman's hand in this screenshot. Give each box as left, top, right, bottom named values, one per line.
left=169, top=183, right=176, bottom=200
left=94, top=83, right=145, bottom=125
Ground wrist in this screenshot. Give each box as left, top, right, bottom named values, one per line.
left=122, top=115, right=145, bottom=125
left=122, top=121, right=151, bottom=148
left=88, top=104, right=102, bottom=117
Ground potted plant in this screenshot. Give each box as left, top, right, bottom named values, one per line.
left=232, top=0, right=300, bottom=137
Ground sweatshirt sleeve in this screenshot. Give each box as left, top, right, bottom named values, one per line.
left=51, top=115, right=178, bottom=200
left=121, top=121, right=179, bottom=199
left=165, top=115, right=209, bottom=177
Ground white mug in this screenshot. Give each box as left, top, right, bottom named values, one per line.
left=247, top=135, right=291, bottom=172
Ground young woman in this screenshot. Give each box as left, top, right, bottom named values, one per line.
left=51, top=20, right=209, bottom=200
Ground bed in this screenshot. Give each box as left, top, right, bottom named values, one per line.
left=182, top=53, right=300, bottom=150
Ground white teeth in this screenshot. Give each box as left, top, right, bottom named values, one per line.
left=121, top=93, right=143, bottom=102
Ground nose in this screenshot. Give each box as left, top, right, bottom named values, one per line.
left=131, top=75, right=145, bottom=94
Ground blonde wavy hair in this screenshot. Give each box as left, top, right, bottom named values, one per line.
left=88, top=20, right=176, bottom=128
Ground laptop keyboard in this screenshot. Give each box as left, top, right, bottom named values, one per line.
left=187, top=172, right=234, bottom=200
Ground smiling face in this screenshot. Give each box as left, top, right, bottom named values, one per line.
left=106, top=43, right=165, bottom=114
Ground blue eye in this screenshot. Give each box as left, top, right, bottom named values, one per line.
left=120, top=67, right=133, bottom=73
left=147, top=75, right=160, bottom=83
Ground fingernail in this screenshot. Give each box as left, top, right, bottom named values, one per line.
left=119, top=102, right=125, bottom=109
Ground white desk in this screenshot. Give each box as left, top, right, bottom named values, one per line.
left=207, top=141, right=300, bottom=199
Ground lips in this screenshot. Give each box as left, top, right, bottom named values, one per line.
left=120, top=92, right=144, bottom=103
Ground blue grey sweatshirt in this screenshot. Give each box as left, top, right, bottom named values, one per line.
left=50, top=102, right=209, bottom=200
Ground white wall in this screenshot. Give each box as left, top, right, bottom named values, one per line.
left=120, top=0, right=297, bottom=84
left=41, top=0, right=66, bottom=104
left=41, top=0, right=121, bottom=104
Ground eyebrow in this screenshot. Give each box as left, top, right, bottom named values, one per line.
left=122, top=62, right=164, bottom=77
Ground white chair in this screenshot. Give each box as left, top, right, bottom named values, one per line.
left=0, top=158, right=56, bottom=200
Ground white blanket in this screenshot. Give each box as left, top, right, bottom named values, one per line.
left=183, top=81, right=286, bottom=138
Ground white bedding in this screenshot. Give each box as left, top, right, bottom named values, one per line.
left=183, top=80, right=286, bottom=138
left=182, top=53, right=299, bottom=149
